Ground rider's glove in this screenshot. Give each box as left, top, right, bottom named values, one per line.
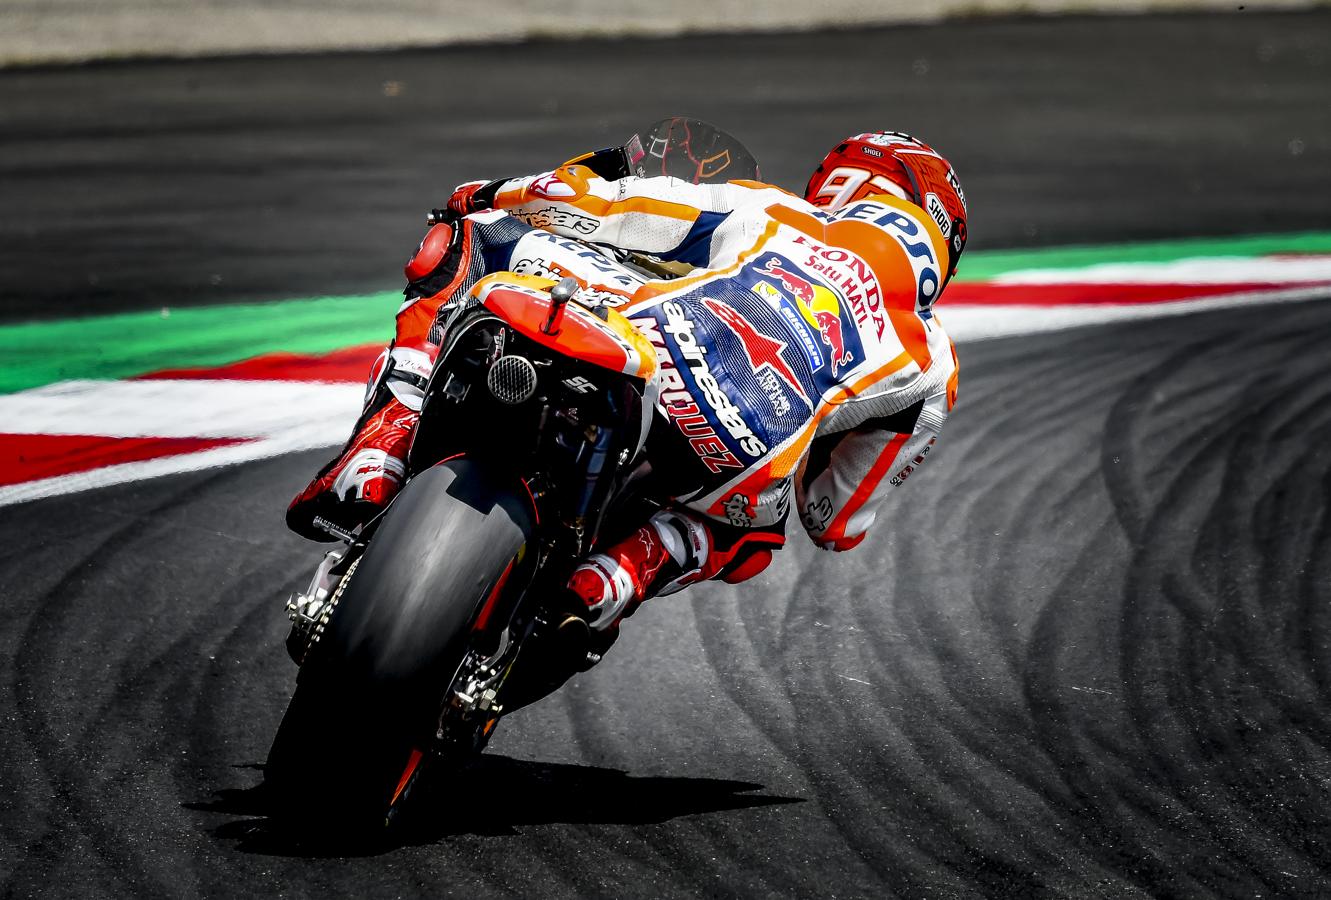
left=447, top=179, right=505, bottom=215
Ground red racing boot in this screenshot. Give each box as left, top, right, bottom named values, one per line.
left=565, top=508, right=784, bottom=631
left=286, top=366, right=419, bottom=542
left=566, top=511, right=707, bottom=630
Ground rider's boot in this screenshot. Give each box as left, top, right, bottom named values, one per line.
left=285, top=361, right=420, bottom=541
left=566, top=510, right=711, bottom=632
left=563, top=508, right=784, bottom=645
left=497, top=511, right=709, bottom=710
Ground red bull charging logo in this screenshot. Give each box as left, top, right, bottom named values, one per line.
left=759, top=257, right=853, bottom=374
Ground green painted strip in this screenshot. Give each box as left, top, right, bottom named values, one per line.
left=954, top=230, right=1331, bottom=282
left=3, top=230, right=1329, bottom=395
left=0, top=293, right=395, bottom=394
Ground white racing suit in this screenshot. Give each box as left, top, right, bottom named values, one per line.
left=403, top=164, right=960, bottom=628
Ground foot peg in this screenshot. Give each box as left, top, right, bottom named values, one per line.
left=555, top=615, right=602, bottom=672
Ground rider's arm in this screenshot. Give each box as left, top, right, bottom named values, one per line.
left=486, top=165, right=793, bottom=268
left=795, top=365, right=955, bottom=552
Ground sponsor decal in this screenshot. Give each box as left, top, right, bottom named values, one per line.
left=563, top=375, right=597, bottom=394
left=660, top=302, right=767, bottom=459
left=774, top=479, right=791, bottom=521
left=712, top=479, right=791, bottom=529
left=528, top=172, right=578, bottom=200
left=759, top=256, right=857, bottom=373
left=512, top=256, right=557, bottom=278
left=860, top=145, right=884, bottom=158
left=512, top=256, right=628, bottom=307
left=578, top=287, right=630, bottom=308
left=858, top=131, right=923, bottom=148
left=750, top=280, right=824, bottom=372
left=830, top=201, right=942, bottom=321
left=634, top=525, right=670, bottom=587
left=889, top=437, right=934, bottom=487
left=946, top=168, right=968, bottom=213
left=513, top=206, right=597, bottom=235
left=632, top=307, right=766, bottom=474
left=701, top=297, right=809, bottom=407
left=527, top=232, right=640, bottom=288
left=632, top=317, right=741, bottom=473
left=925, top=192, right=952, bottom=238
left=756, top=368, right=791, bottom=416
left=722, top=492, right=756, bottom=528
left=801, top=496, right=834, bottom=533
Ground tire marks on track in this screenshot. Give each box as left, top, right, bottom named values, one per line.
left=677, top=301, right=1331, bottom=898
left=3, top=304, right=1331, bottom=898
left=4, top=465, right=284, bottom=898
left=0, top=303, right=1325, bottom=900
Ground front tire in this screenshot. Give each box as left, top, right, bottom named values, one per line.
left=264, top=458, right=535, bottom=832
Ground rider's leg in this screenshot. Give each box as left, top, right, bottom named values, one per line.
left=285, top=219, right=476, bottom=540
left=507, top=510, right=783, bottom=695
left=566, top=509, right=786, bottom=630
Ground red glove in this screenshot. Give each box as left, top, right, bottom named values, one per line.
left=447, top=180, right=496, bottom=215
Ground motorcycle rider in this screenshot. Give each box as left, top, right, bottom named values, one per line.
left=288, top=130, right=966, bottom=639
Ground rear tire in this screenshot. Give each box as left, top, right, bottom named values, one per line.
left=264, top=458, right=534, bottom=833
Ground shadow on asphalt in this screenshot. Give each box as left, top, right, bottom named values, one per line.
left=187, top=754, right=803, bottom=856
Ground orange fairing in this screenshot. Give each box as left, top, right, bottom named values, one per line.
left=473, top=273, right=658, bottom=381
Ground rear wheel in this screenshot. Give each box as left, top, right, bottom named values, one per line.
left=264, top=458, right=535, bottom=833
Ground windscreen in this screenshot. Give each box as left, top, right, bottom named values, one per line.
left=623, top=117, right=761, bottom=185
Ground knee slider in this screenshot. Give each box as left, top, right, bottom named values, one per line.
left=719, top=548, right=773, bottom=584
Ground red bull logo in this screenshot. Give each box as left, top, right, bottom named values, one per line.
left=760, top=257, right=853, bottom=374
left=812, top=308, right=851, bottom=374
left=760, top=257, right=815, bottom=304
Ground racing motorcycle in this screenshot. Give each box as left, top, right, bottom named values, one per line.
left=264, top=119, right=760, bottom=832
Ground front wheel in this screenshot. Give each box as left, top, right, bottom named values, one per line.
left=264, top=457, right=535, bottom=832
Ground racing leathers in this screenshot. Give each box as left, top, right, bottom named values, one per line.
left=289, top=164, right=958, bottom=631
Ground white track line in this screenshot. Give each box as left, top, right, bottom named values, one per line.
left=0, top=379, right=362, bottom=438
left=990, top=255, right=1331, bottom=285
left=0, top=380, right=361, bottom=507
left=0, top=430, right=353, bottom=507
left=942, top=285, right=1331, bottom=342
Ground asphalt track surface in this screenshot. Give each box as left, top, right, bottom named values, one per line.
left=3, top=10, right=1331, bottom=322
left=3, top=10, right=1331, bottom=900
